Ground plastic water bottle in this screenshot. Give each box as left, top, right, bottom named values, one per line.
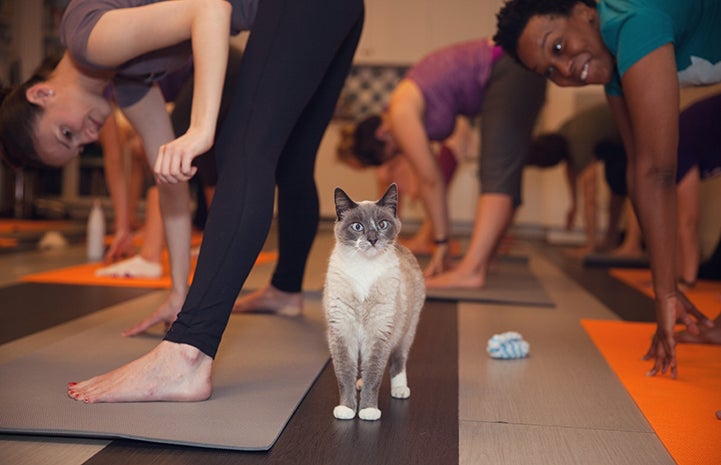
left=87, top=199, right=106, bottom=262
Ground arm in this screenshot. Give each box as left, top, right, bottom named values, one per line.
left=610, top=44, right=711, bottom=377
left=87, top=0, right=231, bottom=182
left=122, top=86, right=193, bottom=332
left=387, top=81, right=451, bottom=276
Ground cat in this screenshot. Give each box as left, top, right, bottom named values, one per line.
left=323, top=183, right=425, bottom=421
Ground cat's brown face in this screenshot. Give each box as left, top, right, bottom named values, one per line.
left=333, top=184, right=400, bottom=257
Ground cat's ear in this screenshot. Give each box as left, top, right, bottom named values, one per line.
left=378, top=183, right=399, bottom=217
left=334, top=187, right=357, bottom=220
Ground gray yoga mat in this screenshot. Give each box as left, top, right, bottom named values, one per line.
left=0, top=292, right=329, bottom=450
left=425, top=258, right=554, bottom=307
left=583, top=252, right=649, bottom=269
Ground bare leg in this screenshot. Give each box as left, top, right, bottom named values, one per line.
left=425, top=194, right=513, bottom=289
left=599, top=193, right=626, bottom=251
left=612, top=200, right=644, bottom=257
left=67, top=341, right=212, bottom=403
left=122, top=184, right=190, bottom=336
left=128, top=138, right=148, bottom=230
left=232, top=284, right=303, bottom=316
left=676, top=167, right=700, bottom=287
left=137, top=186, right=165, bottom=264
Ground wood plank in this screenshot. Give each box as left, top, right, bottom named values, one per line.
left=82, top=300, right=459, bottom=464
left=460, top=422, right=674, bottom=465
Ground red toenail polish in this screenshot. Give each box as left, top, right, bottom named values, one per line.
left=68, top=382, right=77, bottom=387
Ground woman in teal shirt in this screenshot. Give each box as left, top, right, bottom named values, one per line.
left=494, top=0, right=720, bottom=378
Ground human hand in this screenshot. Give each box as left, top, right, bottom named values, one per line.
left=153, top=129, right=212, bottom=184
left=122, top=290, right=184, bottom=337
left=103, top=230, right=135, bottom=264
left=643, top=290, right=714, bottom=378
left=422, top=244, right=450, bottom=278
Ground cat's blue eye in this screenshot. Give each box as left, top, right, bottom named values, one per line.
left=350, top=222, right=364, bottom=232
left=378, top=219, right=389, bottom=230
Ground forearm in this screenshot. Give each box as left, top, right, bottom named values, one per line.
left=631, top=160, right=678, bottom=297
left=187, top=0, right=230, bottom=146
left=417, top=171, right=450, bottom=241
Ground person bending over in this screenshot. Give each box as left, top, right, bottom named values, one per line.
left=495, top=0, right=718, bottom=377
left=344, top=38, right=547, bottom=288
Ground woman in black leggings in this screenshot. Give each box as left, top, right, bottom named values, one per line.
left=69, top=0, right=364, bottom=403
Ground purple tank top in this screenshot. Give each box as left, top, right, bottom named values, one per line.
left=405, top=39, right=501, bottom=141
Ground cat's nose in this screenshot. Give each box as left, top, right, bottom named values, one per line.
left=368, top=238, right=377, bottom=246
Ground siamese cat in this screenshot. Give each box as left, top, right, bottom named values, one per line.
left=323, top=184, right=425, bottom=421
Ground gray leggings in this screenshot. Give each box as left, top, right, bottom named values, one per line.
left=479, top=55, right=547, bottom=207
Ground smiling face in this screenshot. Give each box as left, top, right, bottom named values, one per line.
left=516, top=3, right=614, bottom=87
left=27, top=82, right=112, bottom=167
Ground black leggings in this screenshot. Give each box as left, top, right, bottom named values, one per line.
left=165, top=0, right=365, bottom=358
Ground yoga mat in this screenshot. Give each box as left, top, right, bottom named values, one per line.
left=0, top=220, right=80, bottom=234
left=0, top=291, right=329, bottom=450
left=425, top=258, right=554, bottom=307
left=20, top=251, right=277, bottom=289
left=610, top=268, right=721, bottom=314
left=582, top=319, right=721, bottom=465
left=583, top=252, right=649, bottom=269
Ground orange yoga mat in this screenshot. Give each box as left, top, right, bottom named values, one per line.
left=0, top=219, right=78, bottom=234
left=610, top=268, right=721, bottom=319
left=21, top=251, right=278, bottom=288
left=582, top=319, right=721, bottom=465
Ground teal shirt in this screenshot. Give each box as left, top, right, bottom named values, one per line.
left=599, top=0, right=721, bottom=95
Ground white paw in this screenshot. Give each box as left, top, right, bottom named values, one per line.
left=391, top=385, right=410, bottom=399
left=358, top=407, right=381, bottom=421
left=333, top=405, right=356, bottom=420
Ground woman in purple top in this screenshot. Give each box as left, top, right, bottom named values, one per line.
left=349, top=38, right=547, bottom=286
left=1, top=0, right=364, bottom=403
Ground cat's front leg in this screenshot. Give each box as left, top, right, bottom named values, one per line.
left=328, top=330, right=359, bottom=419
left=358, top=339, right=392, bottom=421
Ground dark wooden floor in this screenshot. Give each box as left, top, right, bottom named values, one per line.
left=0, top=239, right=667, bottom=465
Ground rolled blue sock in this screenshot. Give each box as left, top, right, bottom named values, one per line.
left=486, top=331, right=530, bottom=359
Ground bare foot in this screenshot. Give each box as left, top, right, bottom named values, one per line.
left=122, top=291, right=186, bottom=337
left=67, top=341, right=212, bottom=403
left=232, top=285, right=303, bottom=316
left=676, top=325, right=721, bottom=345
left=425, top=268, right=485, bottom=290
